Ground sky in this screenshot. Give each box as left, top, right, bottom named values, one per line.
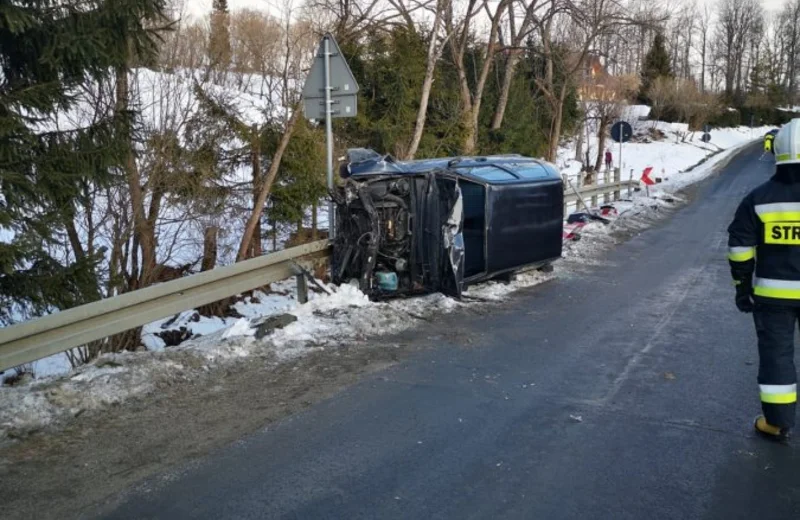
left=186, top=0, right=277, bottom=18
left=185, top=0, right=791, bottom=18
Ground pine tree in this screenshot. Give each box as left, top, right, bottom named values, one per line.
left=209, top=0, right=232, bottom=69
left=639, top=33, right=673, bottom=103
left=0, top=0, right=167, bottom=324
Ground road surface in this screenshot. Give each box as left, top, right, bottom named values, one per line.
left=102, top=144, right=800, bottom=520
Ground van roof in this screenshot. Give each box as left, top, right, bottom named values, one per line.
left=344, top=149, right=561, bottom=183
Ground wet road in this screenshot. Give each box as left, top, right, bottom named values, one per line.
left=103, top=144, right=800, bottom=520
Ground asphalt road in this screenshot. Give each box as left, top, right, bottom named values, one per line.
left=102, top=144, right=800, bottom=520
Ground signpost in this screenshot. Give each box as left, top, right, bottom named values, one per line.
left=610, top=121, right=633, bottom=176
left=302, top=33, right=360, bottom=239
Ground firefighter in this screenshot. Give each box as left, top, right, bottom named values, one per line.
left=765, top=131, right=775, bottom=154
left=728, top=118, right=800, bottom=442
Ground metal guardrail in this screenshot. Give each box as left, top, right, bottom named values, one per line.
left=0, top=240, right=331, bottom=372
left=564, top=179, right=637, bottom=206
left=563, top=167, right=639, bottom=213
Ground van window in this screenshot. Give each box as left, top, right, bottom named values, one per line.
left=502, top=162, right=552, bottom=179
left=456, top=166, right=516, bottom=181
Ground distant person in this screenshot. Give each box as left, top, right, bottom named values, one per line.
left=604, top=149, right=613, bottom=171
left=765, top=132, right=775, bottom=154
left=728, top=118, right=800, bottom=442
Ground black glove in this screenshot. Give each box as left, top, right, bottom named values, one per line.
left=735, top=282, right=754, bottom=313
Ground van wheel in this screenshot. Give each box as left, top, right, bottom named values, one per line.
left=494, top=272, right=517, bottom=284
left=538, top=263, right=554, bottom=273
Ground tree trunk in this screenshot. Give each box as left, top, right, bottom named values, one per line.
left=547, top=104, right=562, bottom=162
left=249, top=125, right=263, bottom=259
left=574, top=120, right=584, bottom=163
left=546, top=86, right=566, bottom=163
left=491, top=52, right=522, bottom=130
left=595, top=117, right=609, bottom=172
left=116, top=65, right=156, bottom=287
left=65, top=220, right=85, bottom=262
left=201, top=226, right=218, bottom=272
left=407, top=0, right=443, bottom=159
left=237, top=105, right=302, bottom=262
left=452, top=0, right=507, bottom=155
left=272, top=218, right=278, bottom=252
left=700, top=35, right=706, bottom=93
left=468, top=1, right=506, bottom=141
left=453, top=49, right=475, bottom=154
left=311, top=200, right=319, bottom=240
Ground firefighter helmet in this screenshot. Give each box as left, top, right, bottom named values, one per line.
left=774, top=118, right=800, bottom=165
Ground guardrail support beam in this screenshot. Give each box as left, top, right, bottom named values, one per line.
left=296, top=274, right=309, bottom=304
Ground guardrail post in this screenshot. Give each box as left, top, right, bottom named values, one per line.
left=613, top=168, right=621, bottom=201
left=628, top=169, right=634, bottom=198
left=589, top=173, right=598, bottom=208
left=296, top=274, right=309, bottom=304
left=603, top=168, right=611, bottom=204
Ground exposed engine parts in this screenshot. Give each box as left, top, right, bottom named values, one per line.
left=332, top=150, right=564, bottom=300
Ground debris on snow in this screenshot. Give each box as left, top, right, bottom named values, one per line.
left=221, top=318, right=256, bottom=340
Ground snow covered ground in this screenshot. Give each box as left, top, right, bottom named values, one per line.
left=557, top=112, right=771, bottom=213
left=0, top=116, right=765, bottom=444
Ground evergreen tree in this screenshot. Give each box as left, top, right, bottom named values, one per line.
left=639, top=33, right=673, bottom=103
left=0, top=0, right=166, bottom=323
left=209, top=0, right=232, bottom=69
left=480, top=39, right=580, bottom=158
left=338, top=27, right=466, bottom=159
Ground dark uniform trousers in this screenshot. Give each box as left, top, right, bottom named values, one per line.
left=753, top=303, right=798, bottom=428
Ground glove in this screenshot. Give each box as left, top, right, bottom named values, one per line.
left=735, top=282, right=754, bottom=313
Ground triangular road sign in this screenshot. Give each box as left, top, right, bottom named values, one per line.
left=302, top=33, right=360, bottom=100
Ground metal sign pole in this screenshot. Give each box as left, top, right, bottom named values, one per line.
left=303, top=32, right=358, bottom=241
left=323, top=36, right=335, bottom=239
left=619, top=138, right=623, bottom=179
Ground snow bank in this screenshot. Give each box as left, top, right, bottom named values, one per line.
left=557, top=122, right=768, bottom=214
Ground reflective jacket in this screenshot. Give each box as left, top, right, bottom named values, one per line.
left=765, top=135, right=774, bottom=152
left=728, top=166, right=800, bottom=306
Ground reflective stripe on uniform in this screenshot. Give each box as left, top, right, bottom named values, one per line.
left=728, top=246, right=755, bottom=262
left=753, top=277, right=800, bottom=299
left=760, top=384, right=797, bottom=404
left=755, top=202, right=800, bottom=222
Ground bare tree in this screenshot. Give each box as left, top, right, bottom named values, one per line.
left=715, top=0, right=762, bottom=99
left=696, top=3, right=712, bottom=93
left=781, top=0, right=800, bottom=104
left=303, top=0, right=411, bottom=43
left=445, top=0, right=510, bottom=154
left=648, top=75, right=674, bottom=122
left=406, top=0, right=448, bottom=159
left=532, top=0, right=635, bottom=162
left=491, top=0, right=545, bottom=130
left=236, top=3, right=313, bottom=261
left=584, top=74, right=636, bottom=170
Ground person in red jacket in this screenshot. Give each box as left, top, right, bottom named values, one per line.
left=604, top=149, right=613, bottom=171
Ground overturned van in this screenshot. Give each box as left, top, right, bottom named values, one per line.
left=331, top=149, right=563, bottom=299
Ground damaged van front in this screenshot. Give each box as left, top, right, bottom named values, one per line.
left=331, top=149, right=563, bottom=299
